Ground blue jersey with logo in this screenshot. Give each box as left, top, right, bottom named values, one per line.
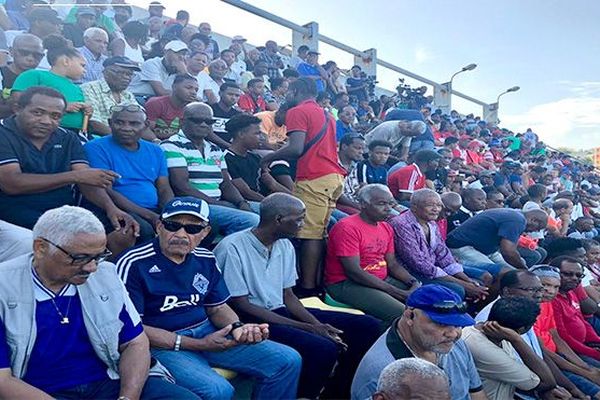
left=116, top=239, right=230, bottom=331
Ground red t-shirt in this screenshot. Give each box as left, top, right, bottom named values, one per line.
left=145, top=95, right=184, bottom=126
left=324, top=214, right=394, bottom=286
left=452, top=147, right=467, bottom=162
left=238, top=93, right=267, bottom=113
left=285, top=99, right=345, bottom=181
left=387, top=164, right=425, bottom=197
left=534, top=302, right=557, bottom=353
left=551, top=285, right=600, bottom=360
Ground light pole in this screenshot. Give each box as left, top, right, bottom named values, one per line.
left=450, top=63, right=477, bottom=88
left=496, top=85, right=520, bottom=104
left=436, top=63, right=477, bottom=114
left=487, top=86, right=520, bottom=124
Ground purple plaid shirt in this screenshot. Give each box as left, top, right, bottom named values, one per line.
left=389, top=210, right=463, bottom=279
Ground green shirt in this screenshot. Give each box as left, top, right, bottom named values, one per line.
left=507, top=136, right=521, bottom=151
left=13, top=70, right=86, bottom=130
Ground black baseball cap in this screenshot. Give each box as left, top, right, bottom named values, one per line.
left=103, top=56, right=141, bottom=71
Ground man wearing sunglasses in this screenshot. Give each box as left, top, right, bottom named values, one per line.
left=551, top=256, right=600, bottom=363
left=161, top=102, right=260, bottom=239
left=116, top=197, right=302, bottom=399
left=352, top=284, right=485, bottom=400
left=0, top=33, right=44, bottom=118
left=82, top=56, right=141, bottom=136
left=0, top=205, right=198, bottom=399
left=532, top=264, right=600, bottom=399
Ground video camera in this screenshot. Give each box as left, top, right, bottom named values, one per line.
left=395, top=78, right=428, bottom=109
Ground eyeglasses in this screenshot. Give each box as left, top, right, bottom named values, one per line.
left=419, top=300, right=468, bottom=314
left=161, top=220, right=208, bottom=235
left=110, top=104, right=146, bottom=114
left=560, top=271, right=585, bottom=279
left=41, top=238, right=112, bottom=266
left=15, top=48, right=45, bottom=60
left=186, top=117, right=216, bottom=125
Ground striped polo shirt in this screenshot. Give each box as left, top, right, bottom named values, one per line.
left=160, top=130, right=227, bottom=199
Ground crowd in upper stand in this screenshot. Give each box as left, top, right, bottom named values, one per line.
left=0, top=1, right=599, bottom=399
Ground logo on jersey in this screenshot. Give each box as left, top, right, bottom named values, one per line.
left=192, top=273, right=209, bottom=295
left=149, top=265, right=162, bottom=273
left=160, top=295, right=202, bottom=312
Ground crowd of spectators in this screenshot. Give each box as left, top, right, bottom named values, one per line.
left=0, top=0, right=599, bottom=399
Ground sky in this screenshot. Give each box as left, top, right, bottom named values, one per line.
left=128, top=0, right=600, bottom=150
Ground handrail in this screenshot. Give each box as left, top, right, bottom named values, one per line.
left=221, top=0, right=487, bottom=106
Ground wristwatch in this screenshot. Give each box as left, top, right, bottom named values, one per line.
left=173, top=334, right=182, bottom=352
left=231, top=321, right=244, bottom=332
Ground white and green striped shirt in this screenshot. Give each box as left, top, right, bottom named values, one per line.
left=160, top=130, right=226, bottom=199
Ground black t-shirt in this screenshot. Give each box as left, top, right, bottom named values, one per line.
left=210, top=103, right=241, bottom=143
left=224, top=149, right=262, bottom=193
left=447, top=209, right=472, bottom=233
left=0, top=117, right=87, bottom=228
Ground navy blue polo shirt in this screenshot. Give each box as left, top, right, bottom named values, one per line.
left=356, top=160, right=388, bottom=185
left=446, top=208, right=527, bottom=255
left=0, top=265, right=142, bottom=393
left=116, top=239, right=230, bottom=332
left=384, top=108, right=433, bottom=143
left=0, top=117, right=87, bottom=228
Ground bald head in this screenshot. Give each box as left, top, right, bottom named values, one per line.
left=462, top=188, right=487, bottom=212
left=524, top=209, right=549, bottom=232
left=259, top=193, right=304, bottom=224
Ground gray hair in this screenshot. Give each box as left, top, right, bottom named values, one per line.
left=357, top=184, right=392, bottom=204
left=83, top=27, right=108, bottom=40
left=32, top=206, right=105, bottom=249
left=377, top=358, right=448, bottom=395
left=183, top=101, right=213, bottom=118
left=410, top=188, right=440, bottom=207
left=409, top=120, right=427, bottom=135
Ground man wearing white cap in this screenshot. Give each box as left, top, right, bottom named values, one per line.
left=129, top=40, right=189, bottom=100
left=116, top=197, right=301, bottom=399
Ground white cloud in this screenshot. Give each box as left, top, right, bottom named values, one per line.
left=502, top=95, right=600, bottom=150
left=414, top=46, right=433, bottom=64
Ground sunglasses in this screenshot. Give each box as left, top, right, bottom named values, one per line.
left=15, top=48, right=45, bottom=60
left=419, top=300, right=468, bottom=314
left=186, top=117, right=216, bottom=125
left=162, top=220, right=208, bottom=235
left=110, top=104, right=146, bottom=114
left=41, top=238, right=112, bottom=266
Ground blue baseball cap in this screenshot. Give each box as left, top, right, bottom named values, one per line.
left=406, top=285, right=475, bottom=327
left=161, top=197, right=210, bottom=223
